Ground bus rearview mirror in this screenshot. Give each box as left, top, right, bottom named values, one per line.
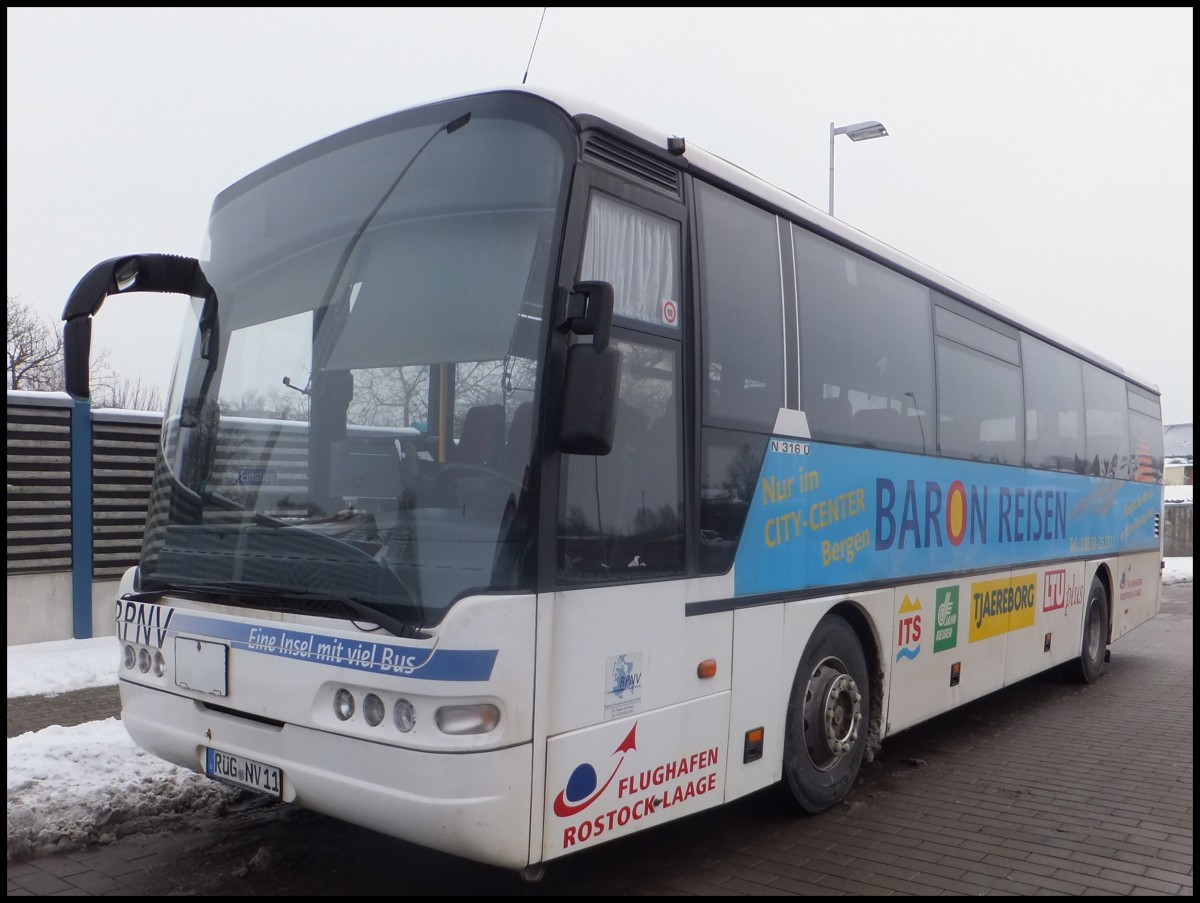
left=558, top=341, right=619, bottom=455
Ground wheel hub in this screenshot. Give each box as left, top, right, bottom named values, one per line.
left=821, top=672, right=862, bottom=756
left=803, top=658, right=863, bottom=769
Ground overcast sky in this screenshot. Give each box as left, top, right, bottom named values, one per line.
left=6, top=7, right=1193, bottom=424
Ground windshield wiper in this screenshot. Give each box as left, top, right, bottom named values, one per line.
left=146, top=580, right=429, bottom=639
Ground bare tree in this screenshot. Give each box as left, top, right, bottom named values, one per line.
left=6, top=294, right=64, bottom=391
left=92, top=375, right=165, bottom=412
left=7, top=292, right=158, bottom=409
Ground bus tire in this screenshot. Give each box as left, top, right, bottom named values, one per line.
left=1070, top=577, right=1109, bottom=684
left=781, top=615, right=869, bottom=814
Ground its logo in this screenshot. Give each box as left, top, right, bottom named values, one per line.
left=896, top=595, right=922, bottom=661
left=553, top=723, right=638, bottom=817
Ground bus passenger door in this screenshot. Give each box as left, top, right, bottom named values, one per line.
left=539, top=174, right=733, bottom=862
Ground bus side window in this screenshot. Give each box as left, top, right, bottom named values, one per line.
left=1022, top=334, right=1085, bottom=472
left=851, top=407, right=899, bottom=448
left=558, top=340, right=683, bottom=582
left=695, top=182, right=784, bottom=430
left=808, top=393, right=853, bottom=443
left=695, top=182, right=784, bottom=575
left=793, top=223, right=935, bottom=457
left=1082, top=363, right=1130, bottom=478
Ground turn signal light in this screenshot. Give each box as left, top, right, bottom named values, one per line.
left=436, top=703, right=500, bottom=735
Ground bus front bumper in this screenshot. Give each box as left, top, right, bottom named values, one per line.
left=120, top=680, right=534, bottom=871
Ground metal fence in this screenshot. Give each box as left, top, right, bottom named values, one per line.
left=6, top=393, right=73, bottom=573
left=7, top=391, right=162, bottom=581
left=1165, top=503, right=1193, bottom=558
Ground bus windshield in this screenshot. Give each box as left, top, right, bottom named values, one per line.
left=140, top=96, right=573, bottom=628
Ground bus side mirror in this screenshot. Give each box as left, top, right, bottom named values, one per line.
left=63, top=316, right=94, bottom=401
left=61, top=254, right=213, bottom=400
left=560, top=280, right=614, bottom=351
left=558, top=281, right=619, bottom=455
left=559, top=342, right=619, bottom=455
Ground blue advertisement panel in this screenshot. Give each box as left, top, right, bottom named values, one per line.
left=733, top=438, right=1162, bottom=597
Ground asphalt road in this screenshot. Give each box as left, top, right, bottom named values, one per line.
left=8, top=581, right=1192, bottom=896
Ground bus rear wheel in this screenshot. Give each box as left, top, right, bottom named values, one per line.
left=781, top=615, right=869, bottom=814
left=1070, top=577, right=1109, bottom=684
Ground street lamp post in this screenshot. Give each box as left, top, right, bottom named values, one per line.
left=828, top=120, right=888, bottom=216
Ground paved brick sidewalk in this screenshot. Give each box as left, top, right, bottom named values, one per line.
left=7, top=686, right=121, bottom=739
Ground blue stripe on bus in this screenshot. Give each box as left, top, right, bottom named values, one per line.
left=169, top=611, right=497, bottom=681
left=734, top=438, right=1162, bottom=598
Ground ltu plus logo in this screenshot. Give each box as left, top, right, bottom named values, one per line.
left=1044, top=569, right=1067, bottom=612
left=1044, top=568, right=1084, bottom=614
left=553, top=723, right=638, bottom=817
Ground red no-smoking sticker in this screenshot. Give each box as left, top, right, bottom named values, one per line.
left=662, top=299, right=678, bottom=327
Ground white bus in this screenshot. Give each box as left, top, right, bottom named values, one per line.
left=62, top=86, right=1164, bottom=879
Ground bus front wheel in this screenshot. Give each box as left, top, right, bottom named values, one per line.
left=781, top=615, right=869, bottom=814
left=1070, top=577, right=1109, bottom=684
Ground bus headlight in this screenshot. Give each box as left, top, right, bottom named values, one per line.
left=137, top=648, right=152, bottom=673
left=393, top=698, right=416, bottom=733
left=123, top=645, right=136, bottom=670
left=363, top=693, right=385, bottom=727
left=153, top=650, right=166, bottom=677
left=435, top=703, right=500, bottom=735
left=333, top=688, right=355, bottom=721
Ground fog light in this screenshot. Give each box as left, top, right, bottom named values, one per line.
left=153, top=651, right=166, bottom=677
left=334, top=688, right=355, bottom=721
left=137, top=647, right=152, bottom=673
left=435, top=703, right=500, bottom=735
left=363, top=693, right=385, bottom=727
left=123, top=645, right=136, bottom=670
left=393, top=698, right=415, bottom=733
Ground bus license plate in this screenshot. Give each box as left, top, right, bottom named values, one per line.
left=205, top=748, right=282, bottom=798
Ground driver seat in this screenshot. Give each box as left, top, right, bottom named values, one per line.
left=451, top=404, right=504, bottom=466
